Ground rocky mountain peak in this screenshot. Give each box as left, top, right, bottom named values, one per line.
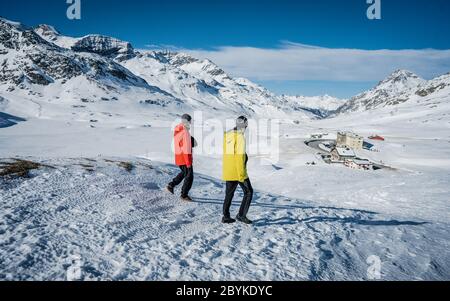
left=34, top=24, right=60, bottom=40
left=0, top=17, right=28, bottom=31
left=0, top=18, right=54, bottom=50
left=71, top=35, right=135, bottom=61
left=379, top=69, right=423, bottom=87
left=334, top=70, right=426, bottom=114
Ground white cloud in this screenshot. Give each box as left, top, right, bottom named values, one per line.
left=183, top=42, right=450, bottom=81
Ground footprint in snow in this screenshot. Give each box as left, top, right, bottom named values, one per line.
left=142, top=182, right=160, bottom=190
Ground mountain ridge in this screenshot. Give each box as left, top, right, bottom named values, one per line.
left=0, top=17, right=449, bottom=122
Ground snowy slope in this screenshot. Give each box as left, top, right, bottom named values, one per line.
left=34, top=24, right=79, bottom=49
left=0, top=157, right=448, bottom=281
left=0, top=18, right=146, bottom=89
left=121, top=51, right=318, bottom=118
left=0, top=18, right=179, bottom=113
left=0, top=18, right=192, bottom=124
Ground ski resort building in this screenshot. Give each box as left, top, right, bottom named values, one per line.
left=331, top=147, right=356, bottom=162
left=337, top=132, right=364, bottom=150
left=344, top=159, right=373, bottom=171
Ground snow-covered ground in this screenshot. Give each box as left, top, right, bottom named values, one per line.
left=0, top=155, right=448, bottom=281
left=1, top=111, right=449, bottom=280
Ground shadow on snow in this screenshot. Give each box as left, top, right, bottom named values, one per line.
left=167, top=165, right=429, bottom=229
left=0, top=112, right=27, bottom=128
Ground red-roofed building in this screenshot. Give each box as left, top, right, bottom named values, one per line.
left=369, top=135, right=385, bottom=141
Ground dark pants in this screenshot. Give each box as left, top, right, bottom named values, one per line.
left=223, top=179, right=253, bottom=218
left=169, top=165, right=194, bottom=197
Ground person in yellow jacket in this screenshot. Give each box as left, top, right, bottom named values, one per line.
left=222, top=116, right=253, bottom=224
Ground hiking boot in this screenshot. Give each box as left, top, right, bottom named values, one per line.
left=166, top=185, right=174, bottom=194
left=181, top=195, right=193, bottom=202
left=236, top=215, right=253, bottom=225
left=222, top=216, right=236, bottom=224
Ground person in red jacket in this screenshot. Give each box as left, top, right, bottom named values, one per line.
left=167, top=114, right=196, bottom=201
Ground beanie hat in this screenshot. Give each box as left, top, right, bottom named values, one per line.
left=236, top=116, right=248, bottom=129
left=181, top=114, right=192, bottom=123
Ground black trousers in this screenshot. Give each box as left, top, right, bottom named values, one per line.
left=169, top=165, right=194, bottom=197
left=223, top=179, right=253, bottom=218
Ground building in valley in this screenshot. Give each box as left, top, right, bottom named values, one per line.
left=331, top=147, right=356, bottom=162
left=337, top=132, right=364, bottom=150
left=344, top=159, right=373, bottom=171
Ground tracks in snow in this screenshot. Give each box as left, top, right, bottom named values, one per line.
left=0, top=158, right=445, bottom=280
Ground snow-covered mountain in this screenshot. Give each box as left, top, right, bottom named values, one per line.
left=1, top=18, right=267, bottom=120
left=0, top=19, right=143, bottom=88
left=415, top=72, right=450, bottom=98
left=1, top=17, right=449, bottom=124
left=324, top=70, right=450, bottom=143
left=33, top=24, right=78, bottom=49
left=31, top=18, right=339, bottom=119
left=331, top=69, right=450, bottom=131
left=121, top=50, right=316, bottom=117
left=32, top=19, right=450, bottom=122
left=280, top=94, right=343, bottom=117
left=72, top=35, right=136, bottom=62
left=335, top=70, right=426, bottom=114
left=0, top=17, right=178, bottom=111
left=0, top=17, right=319, bottom=119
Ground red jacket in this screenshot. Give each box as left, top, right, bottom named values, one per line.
left=174, top=123, right=193, bottom=167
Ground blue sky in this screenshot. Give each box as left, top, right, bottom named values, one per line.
left=1, top=0, right=450, bottom=97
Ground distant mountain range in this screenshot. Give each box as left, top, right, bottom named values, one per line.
left=1, top=17, right=449, bottom=121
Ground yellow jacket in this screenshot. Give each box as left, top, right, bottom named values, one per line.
left=222, top=129, right=248, bottom=182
